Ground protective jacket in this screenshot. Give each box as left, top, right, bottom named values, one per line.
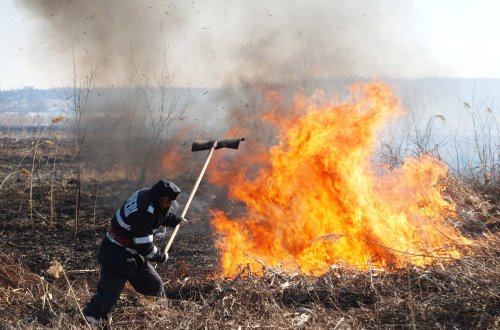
left=106, top=185, right=181, bottom=260
left=84, top=180, right=182, bottom=321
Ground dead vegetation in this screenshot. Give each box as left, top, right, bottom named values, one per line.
left=0, top=241, right=498, bottom=329
left=0, top=134, right=499, bottom=329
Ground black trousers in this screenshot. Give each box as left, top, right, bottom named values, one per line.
left=84, top=238, right=165, bottom=319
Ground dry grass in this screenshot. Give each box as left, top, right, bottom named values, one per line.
left=0, top=238, right=498, bottom=329
left=0, top=135, right=498, bottom=329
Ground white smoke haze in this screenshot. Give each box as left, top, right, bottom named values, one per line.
left=19, top=0, right=444, bottom=88
left=19, top=0, right=186, bottom=87
left=15, top=0, right=500, bottom=184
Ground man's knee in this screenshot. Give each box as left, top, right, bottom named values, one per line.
left=131, top=266, right=165, bottom=297
left=136, top=276, right=165, bottom=296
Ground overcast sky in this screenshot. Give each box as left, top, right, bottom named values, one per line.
left=1, top=0, right=499, bottom=89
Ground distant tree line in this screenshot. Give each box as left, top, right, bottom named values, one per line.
left=0, top=87, right=72, bottom=103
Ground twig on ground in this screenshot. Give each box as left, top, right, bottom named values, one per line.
left=65, top=269, right=98, bottom=274
left=0, top=170, right=29, bottom=190
left=60, top=263, right=91, bottom=329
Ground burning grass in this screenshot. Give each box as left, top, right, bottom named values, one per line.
left=0, top=84, right=499, bottom=328
left=210, top=83, right=477, bottom=275
left=0, top=240, right=498, bottom=328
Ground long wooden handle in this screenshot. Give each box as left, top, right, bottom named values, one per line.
left=164, top=142, right=217, bottom=254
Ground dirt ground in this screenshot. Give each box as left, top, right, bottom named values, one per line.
left=0, top=135, right=499, bottom=329
left=0, top=176, right=221, bottom=280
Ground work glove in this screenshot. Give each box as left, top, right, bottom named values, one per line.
left=150, top=251, right=168, bottom=263
left=172, top=214, right=188, bottom=226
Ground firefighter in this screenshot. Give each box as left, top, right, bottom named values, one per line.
left=83, top=179, right=184, bottom=325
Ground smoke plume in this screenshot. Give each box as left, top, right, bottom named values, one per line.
left=19, top=0, right=433, bottom=87
left=19, top=0, right=185, bottom=86
left=17, top=1, right=439, bottom=187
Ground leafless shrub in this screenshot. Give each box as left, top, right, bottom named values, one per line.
left=67, top=56, right=97, bottom=236
left=129, top=50, right=189, bottom=185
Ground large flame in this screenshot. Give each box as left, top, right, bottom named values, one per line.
left=210, top=82, right=470, bottom=276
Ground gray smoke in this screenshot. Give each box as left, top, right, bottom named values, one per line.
left=18, top=0, right=441, bottom=185
left=19, top=0, right=434, bottom=87
left=19, top=0, right=185, bottom=86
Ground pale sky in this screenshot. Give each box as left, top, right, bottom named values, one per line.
left=1, top=0, right=499, bottom=90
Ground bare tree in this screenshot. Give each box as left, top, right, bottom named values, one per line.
left=68, top=51, right=97, bottom=236
left=130, top=50, right=188, bottom=185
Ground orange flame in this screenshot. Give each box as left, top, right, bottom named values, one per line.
left=161, top=144, right=183, bottom=177
left=210, top=82, right=471, bottom=276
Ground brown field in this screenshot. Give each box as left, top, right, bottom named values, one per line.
left=0, top=133, right=499, bottom=329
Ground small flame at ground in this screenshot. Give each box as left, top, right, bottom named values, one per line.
left=210, top=82, right=471, bottom=276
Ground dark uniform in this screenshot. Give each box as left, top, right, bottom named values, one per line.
left=84, top=180, right=183, bottom=321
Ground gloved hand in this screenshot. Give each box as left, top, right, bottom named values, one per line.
left=150, top=251, right=168, bottom=263
left=173, top=214, right=188, bottom=226
left=165, top=212, right=188, bottom=227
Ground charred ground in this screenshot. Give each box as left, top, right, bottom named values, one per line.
left=0, top=135, right=499, bottom=329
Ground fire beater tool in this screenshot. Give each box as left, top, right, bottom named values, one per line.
left=163, top=137, right=245, bottom=254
